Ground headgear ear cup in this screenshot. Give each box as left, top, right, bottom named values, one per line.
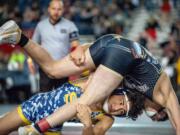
left=145, top=110, right=157, bottom=117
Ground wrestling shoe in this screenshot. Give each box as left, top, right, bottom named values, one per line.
left=0, top=20, right=21, bottom=45
left=18, top=125, right=40, bottom=135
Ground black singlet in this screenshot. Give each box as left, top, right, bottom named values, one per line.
left=89, top=34, right=162, bottom=99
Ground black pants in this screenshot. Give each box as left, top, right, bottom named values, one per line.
left=39, top=68, right=68, bottom=92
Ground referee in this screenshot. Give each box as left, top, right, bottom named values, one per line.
left=32, top=0, right=80, bottom=92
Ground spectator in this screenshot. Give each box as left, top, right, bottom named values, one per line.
left=0, top=50, right=8, bottom=70
left=20, top=6, right=39, bottom=38
left=8, top=48, right=26, bottom=71
left=160, top=0, right=172, bottom=22
left=145, top=17, right=160, bottom=41
left=170, top=18, right=180, bottom=41
left=6, top=49, right=31, bottom=103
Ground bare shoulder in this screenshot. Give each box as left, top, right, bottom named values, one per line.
left=156, top=72, right=170, bottom=87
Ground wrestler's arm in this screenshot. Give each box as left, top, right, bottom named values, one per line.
left=167, top=109, right=176, bottom=129
left=145, top=102, right=175, bottom=129
left=23, top=40, right=93, bottom=79
left=151, top=73, right=180, bottom=134
left=145, top=98, right=163, bottom=111
left=82, top=115, right=114, bottom=135
left=76, top=104, right=114, bottom=135
left=92, top=115, right=114, bottom=135
left=76, top=104, right=93, bottom=135
left=70, top=43, right=92, bottom=66
left=144, top=99, right=169, bottom=121
left=70, top=40, right=85, bottom=66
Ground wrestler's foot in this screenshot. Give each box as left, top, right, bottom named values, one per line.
left=0, top=20, right=21, bottom=45
left=18, top=125, right=40, bottom=135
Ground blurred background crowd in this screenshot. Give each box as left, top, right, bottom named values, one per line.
left=0, top=0, right=180, bottom=104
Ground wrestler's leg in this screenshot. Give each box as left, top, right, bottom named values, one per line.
left=0, top=108, right=24, bottom=134
left=153, top=72, right=180, bottom=135
left=0, top=20, right=91, bottom=78
left=43, top=65, right=123, bottom=129
left=24, top=41, right=95, bottom=78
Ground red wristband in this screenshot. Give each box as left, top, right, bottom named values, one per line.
left=70, top=46, right=77, bottom=52
left=37, top=119, right=51, bottom=132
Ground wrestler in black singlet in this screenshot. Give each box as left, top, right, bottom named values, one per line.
left=89, top=34, right=162, bottom=99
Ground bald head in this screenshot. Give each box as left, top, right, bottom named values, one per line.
left=48, top=0, right=64, bottom=24
left=49, top=0, right=64, bottom=7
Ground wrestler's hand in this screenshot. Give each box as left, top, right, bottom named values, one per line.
left=76, top=104, right=92, bottom=127
left=151, top=109, right=168, bottom=121
left=70, top=46, right=85, bottom=66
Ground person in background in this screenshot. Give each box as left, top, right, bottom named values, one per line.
left=32, top=0, right=82, bottom=92
left=8, top=48, right=26, bottom=71
left=0, top=21, right=179, bottom=135
left=6, top=48, right=32, bottom=103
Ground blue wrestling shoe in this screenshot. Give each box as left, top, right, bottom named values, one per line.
left=18, top=125, right=40, bottom=135
left=0, top=20, right=21, bottom=45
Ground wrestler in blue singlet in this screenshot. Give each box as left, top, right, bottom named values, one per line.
left=17, top=82, right=105, bottom=132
